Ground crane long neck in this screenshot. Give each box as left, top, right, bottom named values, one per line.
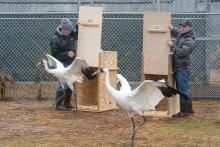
left=43, top=62, right=51, bottom=73
left=104, top=71, right=120, bottom=97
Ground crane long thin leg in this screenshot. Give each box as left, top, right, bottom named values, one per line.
left=135, top=115, right=147, bottom=132
left=142, top=115, right=147, bottom=125
left=73, top=91, right=77, bottom=110
left=130, top=117, right=136, bottom=147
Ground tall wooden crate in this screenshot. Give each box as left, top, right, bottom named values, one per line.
left=143, top=12, right=179, bottom=117
left=76, top=51, right=118, bottom=111
left=76, top=6, right=117, bottom=111
left=77, top=6, right=103, bottom=67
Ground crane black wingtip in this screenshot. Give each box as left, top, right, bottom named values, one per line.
left=157, top=85, right=188, bottom=99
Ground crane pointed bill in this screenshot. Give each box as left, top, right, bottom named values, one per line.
left=36, top=62, right=41, bottom=67
left=36, top=58, right=44, bottom=67
left=92, top=69, right=101, bottom=76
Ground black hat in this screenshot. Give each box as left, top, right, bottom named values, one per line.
left=179, top=20, right=193, bottom=27
left=82, top=67, right=97, bottom=80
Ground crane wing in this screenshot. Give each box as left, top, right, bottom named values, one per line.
left=117, top=74, right=131, bottom=92
left=65, top=57, right=89, bottom=76
left=129, top=80, right=180, bottom=110
left=45, top=54, right=63, bottom=69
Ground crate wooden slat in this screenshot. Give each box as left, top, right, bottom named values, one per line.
left=76, top=51, right=118, bottom=112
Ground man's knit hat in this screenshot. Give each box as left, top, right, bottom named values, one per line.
left=59, top=18, right=73, bottom=30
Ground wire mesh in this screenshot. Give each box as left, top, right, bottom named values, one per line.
left=0, top=0, right=220, bottom=101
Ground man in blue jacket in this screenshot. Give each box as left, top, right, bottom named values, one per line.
left=50, top=18, right=79, bottom=111
left=166, top=20, right=196, bottom=117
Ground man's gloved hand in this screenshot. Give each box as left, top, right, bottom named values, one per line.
left=82, top=67, right=96, bottom=80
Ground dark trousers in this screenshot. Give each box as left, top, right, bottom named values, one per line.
left=175, top=70, right=191, bottom=97
left=175, top=70, right=191, bottom=113
left=55, top=82, right=73, bottom=107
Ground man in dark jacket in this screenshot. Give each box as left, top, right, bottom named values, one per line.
left=166, top=20, right=196, bottom=117
left=50, top=18, right=79, bottom=111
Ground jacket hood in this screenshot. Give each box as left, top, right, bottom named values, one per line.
left=55, top=27, right=63, bottom=36
left=54, top=27, right=74, bottom=37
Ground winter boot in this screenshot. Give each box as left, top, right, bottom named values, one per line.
left=188, top=97, right=194, bottom=113
left=172, top=96, right=189, bottom=118
left=64, top=88, right=74, bottom=109
left=55, top=91, right=65, bottom=110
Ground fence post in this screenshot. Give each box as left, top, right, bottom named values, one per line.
left=156, top=0, right=161, bottom=12
left=91, top=0, right=94, bottom=5
left=77, top=0, right=81, bottom=13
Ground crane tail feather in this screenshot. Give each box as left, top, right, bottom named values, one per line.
left=157, top=85, right=188, bottom=99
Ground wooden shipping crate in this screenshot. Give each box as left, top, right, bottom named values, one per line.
left=143, top=11, right=171, bottom=75
left=77, top=6, right=103, bottom=67
left=143, top=11, right=179, bottom=117
left=76, top=51, right=118, bottom=112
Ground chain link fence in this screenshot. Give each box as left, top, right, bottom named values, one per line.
left=0, top=0, right=220, bottom=101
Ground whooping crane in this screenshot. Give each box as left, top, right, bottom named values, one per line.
left=93, top=68, right=186, bottom=147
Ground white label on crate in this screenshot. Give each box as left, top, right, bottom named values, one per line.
left=152, top=24, right=161, bottom=30
left=105, top=59, right=113, bottom=66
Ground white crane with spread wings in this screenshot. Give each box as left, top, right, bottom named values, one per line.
left=36, top=54, right=89, bottom=90
left=93, top=68, right=185, bottom=147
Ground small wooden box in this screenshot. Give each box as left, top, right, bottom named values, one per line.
left=143, top=53, right=180, bottom=117
left=76, top=51, right=118, bottom=112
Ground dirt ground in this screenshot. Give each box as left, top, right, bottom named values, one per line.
left=0, top=99, right=219, bottom=147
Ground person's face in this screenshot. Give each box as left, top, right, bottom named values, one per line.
left=61, top=28, right=71, bottom=36
left=180, top=25, right=192, bottom=33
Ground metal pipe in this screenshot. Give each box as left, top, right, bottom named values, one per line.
left=1, top=12, right=220, bottom=15
left=77, top=0, right=80, bottom=14
left=0, top=18, right=142, bottom=20
left=91, top=0, right=94, bottom=5
left=156, top=0, right=161, bottom=12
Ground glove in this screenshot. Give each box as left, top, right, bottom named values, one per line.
left=82, top=67, right=96, bottom=80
